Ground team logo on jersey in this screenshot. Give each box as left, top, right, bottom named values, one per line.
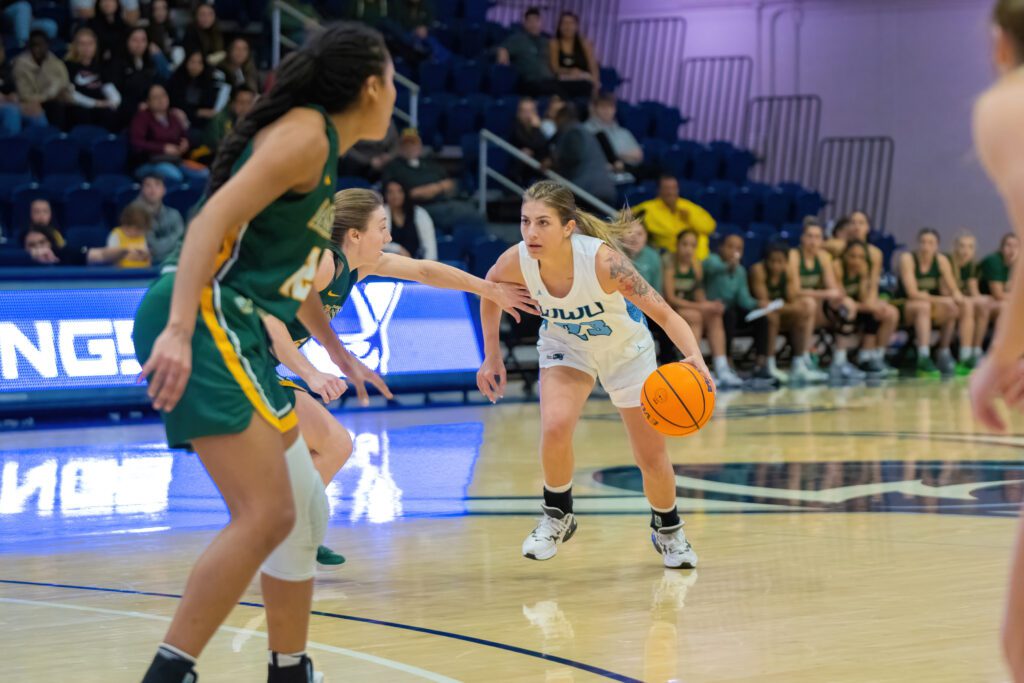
left=541, top=302, right=606, bottom=321
left=590, top=460, right=1024, bottom=517
left=307, top=198, right=335, bottom=240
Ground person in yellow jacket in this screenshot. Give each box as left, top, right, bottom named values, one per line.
left=633, top=174, right=716, bottom=259
left=106, top=203, right=152, bottom=268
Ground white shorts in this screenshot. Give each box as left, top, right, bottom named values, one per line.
left=537, top=332, right=657, bottom=408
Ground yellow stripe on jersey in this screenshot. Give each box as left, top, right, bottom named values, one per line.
left=199, top=286, right=298, bottom=433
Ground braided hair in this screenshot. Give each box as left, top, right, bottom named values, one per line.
left=207, top=22, right=389, bottom=198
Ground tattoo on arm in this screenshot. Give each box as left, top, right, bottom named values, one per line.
left=606, top=249, right=666, bottom=304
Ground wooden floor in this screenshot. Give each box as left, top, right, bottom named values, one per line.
left=1, top=379, right=1021, bottom=682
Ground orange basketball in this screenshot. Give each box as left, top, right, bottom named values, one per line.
left=640, top=362, right=716, bottom=436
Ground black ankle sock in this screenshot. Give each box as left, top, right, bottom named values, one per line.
left=651, top=506, right=681, bottom=530
left=543, top=485, right=573, bottom=514
left=268, top=652, right=314, bottom=683
left=141, top=649, right=197, bottom=683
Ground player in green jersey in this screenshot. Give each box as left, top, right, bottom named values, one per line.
left=134, top=24, right=395, bottom=683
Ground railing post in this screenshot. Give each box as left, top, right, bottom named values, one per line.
left=410, top=92, right=419, bottom=129
left=478, top=134, right=488, bottom=215
left=271, top=4, right=281, bottom=68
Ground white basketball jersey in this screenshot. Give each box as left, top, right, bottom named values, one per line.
left=519, top=234, right=650, bottom=352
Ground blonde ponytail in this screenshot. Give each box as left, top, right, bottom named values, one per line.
left=522, top=180, right=631, bottom=253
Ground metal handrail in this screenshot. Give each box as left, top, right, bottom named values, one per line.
left=270, top=0, right=419, bottom=128
left=477, top=130, right=617, bottom=217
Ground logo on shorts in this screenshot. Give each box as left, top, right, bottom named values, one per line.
left=233, top=296, right=254, bottom=315
left=547, top=353, right=565, bottom=361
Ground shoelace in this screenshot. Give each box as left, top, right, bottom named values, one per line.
left=659, top=529, right=691, bottom=553
left=532, top=514, right=568, bottom=541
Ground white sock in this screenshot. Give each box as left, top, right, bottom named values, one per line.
left=793, top=355, right=806, bottom=370
left=713, top=356, right=730, bottom=374
left=959, top=346, right=972, bottom=362
left=158, top=643, right=196, bottom=665
left=834, top=349, right=847, bottom=365
left=269, top=651, right=306, bottom=668
left=918, top=346, right=930, bottom=359
left=937, top=347, right=953, bottom=360
left=767, top=356, right=778, bottom=371
left=973, top=347, right=984, bottom=359
left=544, top=480, right=572, bottom=494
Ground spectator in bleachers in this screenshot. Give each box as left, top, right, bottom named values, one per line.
left=539, top=93, right=563, bottom=139
left=0, top=43, right=45, bottom=135
left=3, top=0, right=57, bottom=49
left=896, top=228, right=970, bottom=377
left=548, top=11, right=598, bottom=99
left=833, top=240, right=900, bottom=375
left=789, top=218, right=866, bottom=381
left=65, top=27, right=122, bottom=130
left=662, top=229, right=737, bottom=383
left=116, top=27, right=171, bottom=124
left=386, top=0, right=450, bottom=66
left=621, top=213, right=661, bottom=290
left=496, top=7, right=559, bottom=97
left=510, top=96, right=550, bottom=184
left=749, top=242, right=824, bottom=383
left=633, top=175, right=716, bottom=258
left=28, top=198, right=60, bottom=237
left=166, top=50, right=222, bottom=132
left=383, top=127, right=483, bottom=231
left=183, top=3, right=226, bottom=66
left=145, top=0, right=179, bottom=65
left=12, top=30, right=70, bottom=129
left=107, top=203, right=151, bottom=268
left=383, top=180, right=437, bottom=260
left=88, top=0, right=131, bottom=63
left=22, top=224, right=133, bottom=265
left=132, top=173, right=185, bottom=263
left=702, top=233, right=771, bottom=385
left=949, top=232, right=994, bottom=366
left=338, top=120, right=398, bottom=182
left=201, top=85, right=254, bottom=158
left=551, top=102, right=615, bottom=206
left=345, top=0, right=387, bottom=25
left=273, top=0, right=322, bottom=47
left=979, top=232, right=1019, bottom=302
left=217, top=38, right=260, bottom=93
left=130, top=83, right=208, bottom=185
left=584, top=92, right=643, bottom=175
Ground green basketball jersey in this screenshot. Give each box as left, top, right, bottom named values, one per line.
left=897, top=253, right=941, bottom=297
left=843, top=272, right=862, bottom=299
left=674, top=262, right=699, bottom=302
left=798, top=253, right=824, bottom=290
left=163, top=105, right=338, bottom=323
left=949, top=255, right=978, bottom=294
left=766, top=269, right=787, bottom=301
left=286, top=246, right=358, bottom=347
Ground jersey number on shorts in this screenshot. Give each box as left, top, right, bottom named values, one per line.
left=555, top=319, right=612, bottom=341
left=280, top=247, right=322, bottom=302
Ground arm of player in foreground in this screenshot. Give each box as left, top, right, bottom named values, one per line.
left=475, top=247, right=526, bottom=403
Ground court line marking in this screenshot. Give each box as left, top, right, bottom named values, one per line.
left=0, top=596, right=458, bottom=682
left=0, top=579, right=642, bottom=683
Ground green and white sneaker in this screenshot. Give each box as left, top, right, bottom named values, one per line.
left=916, top=356, right=940, bottom=378
left=316, top=545, right=346, bottom=570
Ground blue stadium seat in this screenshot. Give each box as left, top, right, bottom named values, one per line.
left=0, top=172, right=32, bottom=199
left=761, top=190, right=793, bottom=227
left=21, top=125, right=61, bottom=147
left=727, top=188, right=757, bottom=228
left=443, top=98, right=482, bottom=145
left=68, top=124, right=109, bottom=147
left=87, top=136, right=128, bottom=177
left=59, top=186, right=104, bottom=228
left=452, top=59, right=485, bottom=96
left=742, top=231, right=767, bottom=268
left=653, top=106, right=684, bottom=143
left=0, top=246, right=32, bottom=266
left=483, top=98, right=516, bottom=138
left=690, top=147, right=722, bottom=184
left=462, top=1, right=489, bottom=23
left=418, top=60, right=451, bottom=95
left=109, top=184, right=140, bottom=225
left=336, top=176, right=372, bottom=190
left=164, top=184, right=203, bottom=218
left=455, top=23, right=486, bottom=57
left=433, top=0, right=458, bottom=21
left=65, top=225, right=109, bottom=249
left=90, top=173, right=135, bottom=199
left=778, top=226, right=802, bottom=248
left=487, top=64, right=518, bottom=97
left=35, top=136, right=81, bottom=178
left=795, top=190, right=825, bottom=220
left=662, top=141, right=699, bottom=179
left=599, top=67, right=623, bottom=93
left=0, top=136, right=31, bottom=174
left=393, top=56, right=414, bottom=83
left=618, top=105, right=652, bottom=140
left=436, top=234, right=463, bottom=262
left=6, top=183, right=47, bottom=233
left=484, top=22, right=510, bottom=49
left=724, top=148, right=757, bottom=185
left=709, top=179, right=737, bottom=196
left=39, top=174, right=85, bottom=196
left=694, top=187, right=724, bottom=221
left=417, top=95, right=450, bottom=148
left=748, top=222, right=779, bottom=239
left=469, top=235, right=508, bottom=279
left=675, top=179, right=702, bottom=202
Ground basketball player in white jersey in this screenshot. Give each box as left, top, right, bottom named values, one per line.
left=972, top=2, right=1024, bottom=680
left=477, top=181, right=713, bottom=568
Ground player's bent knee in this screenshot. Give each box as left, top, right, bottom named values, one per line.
left=261, top=436, right=328, bottom=582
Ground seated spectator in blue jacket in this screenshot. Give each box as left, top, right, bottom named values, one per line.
left=551, top=103, right=616, bottom=206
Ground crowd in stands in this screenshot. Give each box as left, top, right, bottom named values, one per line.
left=0, top=1, right=1015, bottom=388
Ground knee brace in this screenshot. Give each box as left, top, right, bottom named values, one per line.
left=261, top=435, right=329, bottom=582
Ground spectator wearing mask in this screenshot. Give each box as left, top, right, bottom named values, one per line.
left=496, top=7, right=559, bottom=97
left=65, top=27, right=122, bottom=130
left=703, top=233, right=774, bottom=386
left=383, top=127, right=484, bottom=231
left=107, top=203, right=152, bottom=268
left=23, top=224, right=133, bottom=265
left=584, top=92, right=643, bottom=174
left=633, top=175, right=716, bottom=258
left=548, top=11, right=599, bottom=98
left=131, top=173, right=185, bottom=263
left=383, top=180, right=437, bottom=260
left=12, top=30, right=70, bottom=129
left=551, top=102, right=615, bottom=206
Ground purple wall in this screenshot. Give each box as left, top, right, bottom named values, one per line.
left=615, top=0, right=1005, bottom=254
